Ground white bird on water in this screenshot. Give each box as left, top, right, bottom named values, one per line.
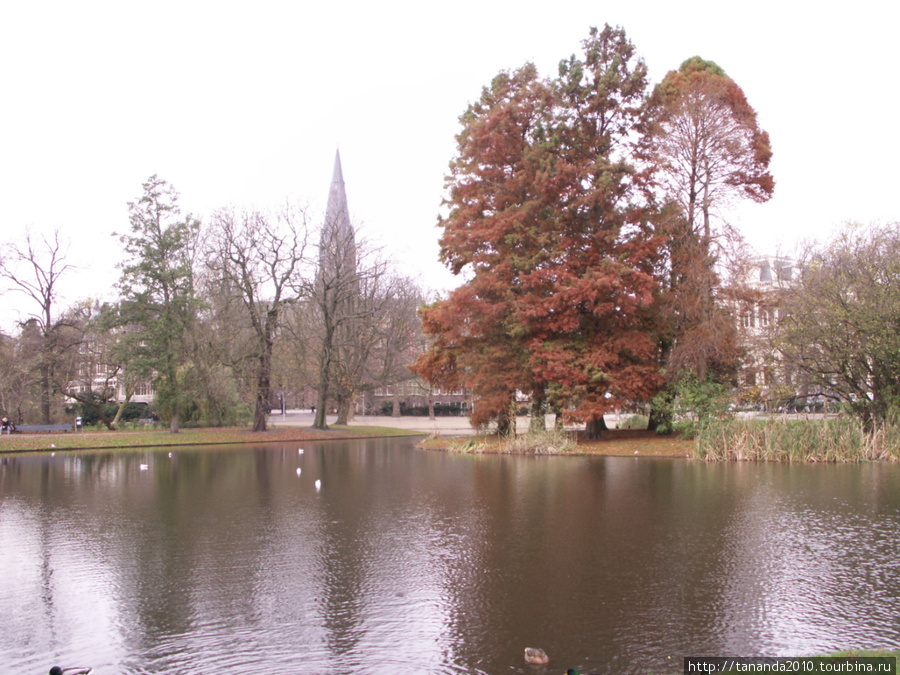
left=298, top=448, right=304, bottom=455
left=140, top=464, right=149, bottom=471
left=315, top=479, right=321, bottom=491
left=296, top=468, right=302, bottom=477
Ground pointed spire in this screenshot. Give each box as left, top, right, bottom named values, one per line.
left=319, top=148, right=356, bottom=275
left=325, top=149, right=351, bottom=240
left=331, top=148, right=344, bottom=187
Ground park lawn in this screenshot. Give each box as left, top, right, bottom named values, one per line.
left=0, top=424, right=423, bottom=454
left=420, top=429, right=694, bottom=457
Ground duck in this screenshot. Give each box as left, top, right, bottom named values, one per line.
left=524, top=647, right=549, bottom=665
left=49, top=667, right=92, bottom=675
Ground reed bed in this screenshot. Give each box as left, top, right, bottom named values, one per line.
left=447, top=428, right=578, bottom=454
left=694, top=415, right=900, bottom=462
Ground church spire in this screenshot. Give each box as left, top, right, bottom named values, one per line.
left=319, top=148, right=356, bottom=276
left=324, top=148, right=352, bottom=243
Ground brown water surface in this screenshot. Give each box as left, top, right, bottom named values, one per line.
left=2, top=438, right=899, bottom=674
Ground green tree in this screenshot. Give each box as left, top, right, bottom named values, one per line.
left=774, top=223, right=900, bottom=429
left=116, top=175, right=200, bottom=433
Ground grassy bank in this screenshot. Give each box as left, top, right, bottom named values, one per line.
left=0, top=424, right=423, bottom=454
left=420, top=428, right=694, bottom=458
left=695, top=415, right=900, bottom=462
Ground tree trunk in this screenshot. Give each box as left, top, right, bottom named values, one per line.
left=392, top=389, right=401, bottom=417
left=313, top=336, right=333, bottom=429
left=427, top=390, right=435, bottom=421
left=253, top=351, right=271, bottom=432
left=497, top=399, right=517, bottom=437
left=111, top=386, right=135, bottom=428
left=583, top=414, right=608, bottom=440
left=40, top=362, right=52, bottom=424
left=170, top=410, right=180, bottom=434
left=528, top=390, right=546, bottom=434
left=313, top=388, right=328, bottom=429
left=253, top=394, right=269, bottom=432
left=336, top=396, right=350, bottom=425
left=76, top=396, right=116, bottom=431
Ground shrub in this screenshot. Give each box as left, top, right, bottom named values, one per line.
left=653, top=373, right=735, bottom=437
left=618, top=414, right=649, bottom=430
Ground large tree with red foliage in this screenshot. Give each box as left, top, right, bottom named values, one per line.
left=414, top=26, right=664, bottom=437
left=643, top=57, right=774, bottom=429
left=416, top=63, right=554, bottom=432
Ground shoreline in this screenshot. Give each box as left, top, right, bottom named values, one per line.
left=0, top=413, right=693, bottom=458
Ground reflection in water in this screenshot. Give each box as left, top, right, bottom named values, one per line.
left=1, top=442, right=899, bottom=674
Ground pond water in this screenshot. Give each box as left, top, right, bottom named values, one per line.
left=2, top=438, right=899, bottom=674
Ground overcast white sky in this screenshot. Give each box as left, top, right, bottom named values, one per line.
left=1, top=0, right=898, bottom=328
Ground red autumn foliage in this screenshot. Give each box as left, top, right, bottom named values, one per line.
left=413, top=26, right=665, bottom=433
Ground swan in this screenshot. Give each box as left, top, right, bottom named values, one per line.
left=298, top=448, right=304, bottom=455
left=296, top=468, right=302, bottom=476
left=314, top=479, right=321, bottom=491
left=139, top=464, right=149, bottom=471
left=524, top=647, right=549, bottom=665
left=49, top=667, right=92, bottom=675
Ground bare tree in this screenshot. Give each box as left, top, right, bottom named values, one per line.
left=312, top=218, right=391, bottom=428
left=206, top=204, right=310, bottom=431
left=0, top=330, right=33, bottom=423
left=371, top=276, right=425, bottom=417
left=0, top=229, right=75, bottom=423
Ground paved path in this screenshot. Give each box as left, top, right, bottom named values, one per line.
left=271, top=410, right=599, bottom=436
left=271, top=410, right=479, bottom=435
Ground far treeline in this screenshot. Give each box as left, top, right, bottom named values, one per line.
left=0, top=174, right=425, bottom=434
left=2, top=24, right=898, bottom=444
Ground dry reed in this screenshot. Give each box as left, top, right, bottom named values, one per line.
left=694, top=415, right=900, bottom=462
